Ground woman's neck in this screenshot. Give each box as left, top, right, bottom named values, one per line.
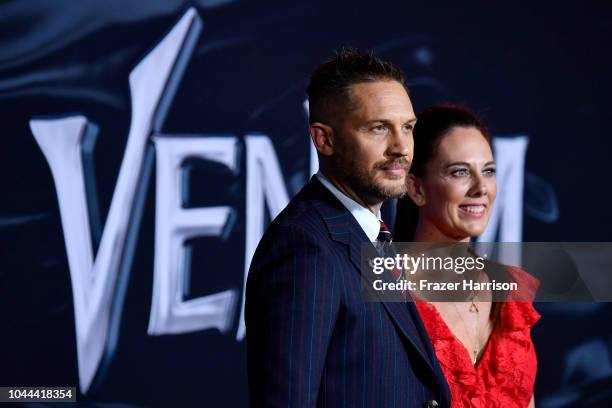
left=412, top=217, right=470, bottom=243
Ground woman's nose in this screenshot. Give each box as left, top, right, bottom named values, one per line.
left=470, top=176, right=488, bottom=197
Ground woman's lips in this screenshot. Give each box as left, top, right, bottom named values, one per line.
left=458, top=204, right=487, bottom=218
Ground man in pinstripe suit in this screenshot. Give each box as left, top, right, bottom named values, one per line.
left=246, top=48, right=450, bottom=408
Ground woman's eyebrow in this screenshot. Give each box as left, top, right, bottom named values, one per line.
left=444, top=161, right=496, bottom=168
left=445, top=161, right=470, bottom=168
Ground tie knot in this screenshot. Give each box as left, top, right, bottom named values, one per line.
left=378, top=221, right=392, bottom=243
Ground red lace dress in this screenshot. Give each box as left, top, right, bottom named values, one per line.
left=415, top=268, right=540, bottom=408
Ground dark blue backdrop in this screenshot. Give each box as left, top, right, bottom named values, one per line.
left=1, top=1, right=611, bottom=407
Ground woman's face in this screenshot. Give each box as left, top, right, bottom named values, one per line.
left=414, top=126, right=497, bottom=241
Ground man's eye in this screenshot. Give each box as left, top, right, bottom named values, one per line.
left=403, top=124, right=414, bottom=132
left=371, top=125, right=386, bottom=133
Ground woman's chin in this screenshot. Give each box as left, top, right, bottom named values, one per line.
left=452, top=225, right=487, bottom=241
left=456, top=218, right=489, bottom=237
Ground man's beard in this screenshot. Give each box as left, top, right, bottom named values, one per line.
left=334, top=149, right=410, bottom=206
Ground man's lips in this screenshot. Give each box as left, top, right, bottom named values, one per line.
left=378, top=161, right=409, bottom=176
left=380, top=166, right=408, bottom=176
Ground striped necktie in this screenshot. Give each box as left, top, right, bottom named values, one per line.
left=377, top=220, right=392, bottom=244
left=377, top=220, right=405, bottom=297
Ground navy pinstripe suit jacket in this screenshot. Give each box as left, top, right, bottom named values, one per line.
left=246, top=177, right=451, bottom=407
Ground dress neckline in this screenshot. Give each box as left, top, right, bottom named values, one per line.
left=416, top=301, right=497, bottom=370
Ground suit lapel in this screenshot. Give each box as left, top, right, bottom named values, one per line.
left=307, top=177, right=435, bottom=373
left=346, top=227, right=434, bottom=372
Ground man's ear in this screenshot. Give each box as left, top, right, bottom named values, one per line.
left=309, top=122, right=335, bottom=156
left=406, top=174, right=426, bottom=207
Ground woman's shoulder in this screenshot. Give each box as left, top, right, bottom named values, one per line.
left=501, top=301, right=541, bottom=332
left=496, top=266, right=541, bottom=330
left=484, top=259, right=540, bottom=302
left=505, top=265, right=539, bottom=290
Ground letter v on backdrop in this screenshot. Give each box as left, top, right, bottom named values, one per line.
left=29, top=9, right=210, bottom=393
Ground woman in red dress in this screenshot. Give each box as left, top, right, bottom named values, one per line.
left=394, top=104, right=539, bottom=408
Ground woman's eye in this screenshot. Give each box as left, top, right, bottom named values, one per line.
left=483, top=168, right=496, bottom=176
left=452, top=168, right=469, bottom=177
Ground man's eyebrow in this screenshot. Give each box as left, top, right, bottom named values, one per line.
left=363, top=117, right=417, bottom=125
left=364, top=119, right=390, bottom=124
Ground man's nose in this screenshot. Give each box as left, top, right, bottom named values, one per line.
left=387, top=129, right=413, bottom=157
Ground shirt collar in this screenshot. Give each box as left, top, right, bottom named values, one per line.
left=316, top=171, right=382, bottom=242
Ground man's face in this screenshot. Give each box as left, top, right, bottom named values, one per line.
left=333, top=80, right=416, bottom=205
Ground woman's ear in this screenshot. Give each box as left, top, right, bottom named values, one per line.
left=309, top=122, right=334, bottom=156
left=406, top=174, right=426, bottom=207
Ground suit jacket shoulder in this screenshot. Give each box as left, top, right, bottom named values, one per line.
left=247, top=177, right=346, bottom=298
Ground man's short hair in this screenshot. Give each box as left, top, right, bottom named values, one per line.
left=306, top=47, right=408, bottom=125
